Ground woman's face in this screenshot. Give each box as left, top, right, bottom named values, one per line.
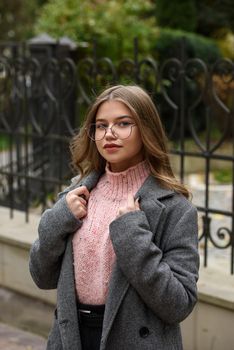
left=94, top=100, right=144, bottom=172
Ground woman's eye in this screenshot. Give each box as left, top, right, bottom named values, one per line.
left=118, top=121, right=131, bottom=127
left=96, top=124, right=106, bottom=129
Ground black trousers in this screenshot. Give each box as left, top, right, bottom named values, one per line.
left=78, top=303, right=105, bottom=350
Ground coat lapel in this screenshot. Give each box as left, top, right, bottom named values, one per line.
left=56, top=171, right=103, bottom=349
left=135, top=175, right=174, bottom=239
left=101, top=175, right=175, bottom=347
left=57, top=237, right=82, bottom=350
left=101, top=264, right=129, bottom=348
left=71, top=170, right=102, bottom=192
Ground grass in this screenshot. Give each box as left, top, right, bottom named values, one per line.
left=0, top=134, right=10, bottom=151
left=212, top=168, right=233, bottom=184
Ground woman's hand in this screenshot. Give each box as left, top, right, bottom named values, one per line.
left=66, top=186, right=90, bottom=219
left=118, top=194, right=140, bottom=217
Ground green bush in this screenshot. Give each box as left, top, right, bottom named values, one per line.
left=153, top=28, right=221, bottom=64
left=151, top=29, right=221, bottom=139
left=155, top=0, right=197, bottom=32
left=213, top=168, right=232, bottom=184
left=34, top=0, right=222, bottom=65
left=216, top=31, right=234, bottom=59
left=0, top=0, right=40, bottom=40
left=34, top=0, right=157, bottom=61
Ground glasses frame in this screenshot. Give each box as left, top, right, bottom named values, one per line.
left=86, top=122, right=136, bottom=141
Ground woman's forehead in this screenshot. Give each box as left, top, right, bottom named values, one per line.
left=95, top=100, right=133, bottom=119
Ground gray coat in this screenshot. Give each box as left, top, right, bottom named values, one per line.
left=29, top=171, right=199, bottom=350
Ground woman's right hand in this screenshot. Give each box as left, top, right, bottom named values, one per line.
left=65, top=186, right=90, bottom=219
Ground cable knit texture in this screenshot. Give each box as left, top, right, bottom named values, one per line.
left=72, top=161, right=150, bottom=305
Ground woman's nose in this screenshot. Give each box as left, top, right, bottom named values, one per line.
left=105, top=126, right=116, bottom=139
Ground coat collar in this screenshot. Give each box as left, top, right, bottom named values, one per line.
left=136, top=173, right=175, bottom=202
left=75, top=170, right=175, bottom=202
left=72, top=170, right=103, bottom=191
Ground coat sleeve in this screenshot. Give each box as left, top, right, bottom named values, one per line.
left=109, top=203, right=199, bottom=324
left=29, top=195, right=82, bottom=289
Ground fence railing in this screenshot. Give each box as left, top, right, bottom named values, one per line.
left=0, top=39, right=233, bottom=272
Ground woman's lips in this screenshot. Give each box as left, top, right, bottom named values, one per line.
left=103, top=144, right=122, bottom=152
left=104, top=144, right=121, bottom=149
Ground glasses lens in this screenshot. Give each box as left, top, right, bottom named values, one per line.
left=86, top=124, right=96, bottom=140
left=87, top=124, right=106, bottom=141
left=112, top=123, right=132, bottom=140
left=95, top=124, right=106, bottom=140
left=87, top=123, right=134, bottom=140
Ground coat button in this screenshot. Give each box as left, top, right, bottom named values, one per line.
left=139, top=327, right=149, bottom=338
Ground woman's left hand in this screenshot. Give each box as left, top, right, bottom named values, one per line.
left=118, top=194, right=140, bottom=217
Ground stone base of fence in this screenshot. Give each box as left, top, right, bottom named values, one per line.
left=0, top=206, right=234, bottom=350
left=0, top=206, right=56, bottom=304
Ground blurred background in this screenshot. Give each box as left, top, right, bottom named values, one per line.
left=0, top=1, right=234, bottom=349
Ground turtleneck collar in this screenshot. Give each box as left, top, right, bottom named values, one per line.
left=96, top=160, right=150, bottom=200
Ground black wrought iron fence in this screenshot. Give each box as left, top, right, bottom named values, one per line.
left=0, top=39, right=233, bottom=272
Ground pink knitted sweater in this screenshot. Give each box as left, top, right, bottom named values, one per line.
left=72, top=161, right=150, bottom=305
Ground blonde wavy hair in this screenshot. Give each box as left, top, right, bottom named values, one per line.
left=70, top=85, right=189, bottom=198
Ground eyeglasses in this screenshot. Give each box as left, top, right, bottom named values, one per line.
left=86, top=121, right=136, bottom=141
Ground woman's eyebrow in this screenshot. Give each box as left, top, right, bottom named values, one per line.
left=96, top=115, right=133, bottom=121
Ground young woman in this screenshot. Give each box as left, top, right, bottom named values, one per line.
left=29, top=85, right=199, bottom=350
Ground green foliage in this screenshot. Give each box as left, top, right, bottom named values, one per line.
left=153, top=28, right=221, bottom=64
left=154, top=0, right=234, bottom=43
left=151, top=29, right=221, bottom=139
left=0, top=134, right=10, bottom=151
left=216, top=31, right=234, bottom=59
left=155, top=0, right=197, bottom=32
left=195, top=0, right=234, bottom=37
left=0, top=0, right=43, bottom=40
left=34, top=0, right=157, bottom=60
left=213, top=168, right=232, bottom=184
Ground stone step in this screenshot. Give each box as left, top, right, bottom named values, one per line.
left=0, top=287, right=53, bottom=338
left=0, top=206, right=56, bottom=304
left=0, top=322, right=46, bottom=350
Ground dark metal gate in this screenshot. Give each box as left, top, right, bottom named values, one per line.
left=0, top=39, right=233, bottom=272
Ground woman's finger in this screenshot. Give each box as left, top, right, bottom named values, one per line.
left=77, top=196, right=87, bottom=206
left=70, top=186, right=90, bottom=200
left=135, top=197, right=140, bottom=210
left=127, top=193, right=135, bottom=209
left=117, top=194, right=140, bottom=217
left=66, top=191, right=87, bottom=206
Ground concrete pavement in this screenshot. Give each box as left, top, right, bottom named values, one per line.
left=0, top=322, right=46, bottom=350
